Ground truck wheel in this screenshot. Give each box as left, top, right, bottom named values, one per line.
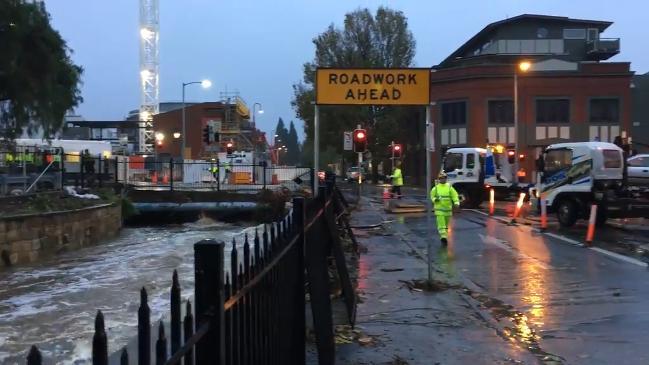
left=455, top=187, right=473, bottom=208
left=557, top=199, right=578, bottom=227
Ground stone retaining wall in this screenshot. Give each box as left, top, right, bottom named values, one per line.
left=0, top=203, right=122, bottom=267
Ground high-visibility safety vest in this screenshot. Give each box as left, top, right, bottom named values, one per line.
left=209, top=166, right=218, bottom=173
left=430, top=183, right=460, bottom=216
left=391, top=168, right=403, bottom=186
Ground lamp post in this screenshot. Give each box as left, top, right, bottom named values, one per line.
left=181, top=79, right=211, bottom=159
left=514, top=61, right=531, bottom=182
left=252, top=102, right=264, bottom=128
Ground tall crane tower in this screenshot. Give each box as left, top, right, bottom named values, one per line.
left=138, top=0, right=159, bottom=153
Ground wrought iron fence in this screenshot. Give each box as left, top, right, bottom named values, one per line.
left=25, top=181, right=357, bottom=365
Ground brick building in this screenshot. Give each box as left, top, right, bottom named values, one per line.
left=430, top=14, right=633, bottom=181
left=153, top=98, right=267, bottom=160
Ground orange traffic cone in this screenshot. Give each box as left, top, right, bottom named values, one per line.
left=151, top=171, right=158, bottom=184
left=162, top=174, right=169, bottom=184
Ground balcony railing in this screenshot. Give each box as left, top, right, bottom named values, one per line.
left=587, top=38, right=620, bottom=59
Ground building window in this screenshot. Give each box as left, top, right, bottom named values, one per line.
left=536, top=99, right=570, bottom=124
left=441, top=101, right=467, bottom=126
left=589, top=98, right=619, bottom=124
left=563, top=29, right=586, bottom=39
left=488, top=100, right=514, bottom=124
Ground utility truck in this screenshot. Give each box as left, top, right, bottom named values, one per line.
left=536, top=142, right=649, bottom=227
left=442, top=145, right=530, bottom=208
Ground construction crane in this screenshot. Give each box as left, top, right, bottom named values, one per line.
left=138, top=0, right=159, bottom=153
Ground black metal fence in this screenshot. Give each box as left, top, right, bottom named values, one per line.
left=25, top=181, right=357, bottom=365
left=117, top=159, right=314, bottom=193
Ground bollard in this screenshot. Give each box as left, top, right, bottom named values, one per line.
left=511, top=192, right=526, bottom=224
left=489, top=189, right=495, bottom=216
left=540, top=198, right=548, bottom=231
left=383, top=185, right=391, bottom=210
left=586, top=204, right=598, bottom=245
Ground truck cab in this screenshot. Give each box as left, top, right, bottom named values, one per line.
left=537, top=142, right=643, bottom=227
left=442, top=146, right=520, bottom=208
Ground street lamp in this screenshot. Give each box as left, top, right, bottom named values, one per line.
left=173, top=132, right=181, bottom=139
left=182, top=79, right=212, bottom=159
left=514, top=61, right=531, bottom=182
left=252, top=102, right=264, bottom=127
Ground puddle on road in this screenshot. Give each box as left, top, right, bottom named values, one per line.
left=465, top=289, right=565, bottom=365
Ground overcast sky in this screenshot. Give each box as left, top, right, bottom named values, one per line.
left=43, top=0, right=647, bottom=140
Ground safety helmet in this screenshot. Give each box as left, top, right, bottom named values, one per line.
left=438, top=171, right=447, bottom=179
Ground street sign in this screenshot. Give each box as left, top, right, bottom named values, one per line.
left=343, top=131, right=352, bottom=151
left=316, top=68, right=430, bottom=105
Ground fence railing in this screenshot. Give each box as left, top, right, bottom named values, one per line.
left=25, top=181, right=357, bottom=365
left=117, top=159, right=314, bottom=193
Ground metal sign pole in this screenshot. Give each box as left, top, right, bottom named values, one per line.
left=314, top=104, right=320, bottom=197
left=425, top=104, right=433, bottom=282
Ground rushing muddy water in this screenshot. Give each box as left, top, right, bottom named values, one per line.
left=0, top=217, right=257, bottom=364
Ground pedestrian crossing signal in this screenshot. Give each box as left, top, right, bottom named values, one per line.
left=392, top=144, right=402, bottom=158
left=226, top=141, right=234, bottom=154
left=353, top=129, right=367, bottom=153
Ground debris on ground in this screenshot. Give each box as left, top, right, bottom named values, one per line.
left=380, top=268, right=404, bottom=272
left=334, top=325, right=381, bottom=347
left=399, top=279, right=459, bottom=293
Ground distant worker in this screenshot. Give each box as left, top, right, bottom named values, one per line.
left=430, top=171, right=460, bottom=246
left=209, top=163, right=218, bottom=182
left=223, top=161, right=231, bottom=184
left=389, top=161, right=404, bottom=199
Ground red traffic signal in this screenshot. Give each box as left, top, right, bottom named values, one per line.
left=507, top=149, right=516, bottom=164
left=226, top=141, right=234, bottom=154
left=353, top=129, right=367, bottom=153
left=392, top=143, right=402, bottom=158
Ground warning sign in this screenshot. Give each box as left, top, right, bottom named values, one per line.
left=316, top=68, right=430, bottom=106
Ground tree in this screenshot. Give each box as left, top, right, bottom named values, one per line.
left=286, top=121, right=300, bottom=165
left=292, top=7, right=423, bottom=181
left=273, top=118, right=289, bottom=164
left=0, top=1, right=83, bottom=140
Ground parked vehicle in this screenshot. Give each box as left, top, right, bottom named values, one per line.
left=346, top=166, right=365, bottom=183
left=628, top=154, right=649, bottom=186
left=537, top=142, right=649, bottom=227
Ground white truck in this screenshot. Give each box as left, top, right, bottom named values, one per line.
left=442, top=146, right=528, bottom=208
left=537, top=142, right=649, bottom=227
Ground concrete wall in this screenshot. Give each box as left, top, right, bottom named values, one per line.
left=0, top=203, right=121, bottom=267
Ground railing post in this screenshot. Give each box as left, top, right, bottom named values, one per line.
left=292, top=197, right=306, bottom=364
left=170, top=270, right=181, bottom=355
left=115, top=157, right=119, bottom=184
left=169, top=158, right=174, bottom=192
left=27, top=346, right=42, bottom=365
left=138, top=288, right=151, bottom=365
left=305, top=186, right=335, bottom=365
left=183, top=301, right=194, bottom=365
left=194, top=239, right=225, bottom=365
left=93, top=310, right=108, bottom=365
left=216, top=158, right=220, bottom=192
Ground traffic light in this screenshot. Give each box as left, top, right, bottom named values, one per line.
left=392, top=144, right=402, bottom=158
left=518, top=153, right=526, bottom=162
left=507, top=149, right=516, bottom=164
left=226, top=141, right=234, bottom=155
left=213, top=131, right=220, bottom=143
left=202, top=126, right=211, bottom=144
left=353, top=129, right=367, bottom=153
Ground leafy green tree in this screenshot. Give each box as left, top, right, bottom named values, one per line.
left=292, top=7, right=423, bottom=182
left=0, top=1, right=83, bottom=140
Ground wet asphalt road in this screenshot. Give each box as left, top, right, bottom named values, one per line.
left=367, top=188, right=649, bottom=364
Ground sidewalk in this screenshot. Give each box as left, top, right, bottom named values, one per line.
left=334, top=198, right=539, bottom=365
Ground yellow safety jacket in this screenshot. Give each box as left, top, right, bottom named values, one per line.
left=391, top=168, right=403, bottom=186
left=430, top=183, right=460, bottom=216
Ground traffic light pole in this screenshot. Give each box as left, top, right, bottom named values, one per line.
left=391, top=140, right=395, bottom=173
left=425, top=104, right=433, bottom=283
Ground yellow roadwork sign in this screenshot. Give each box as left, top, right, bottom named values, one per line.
left=316, top=68, right=430, bottom=105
